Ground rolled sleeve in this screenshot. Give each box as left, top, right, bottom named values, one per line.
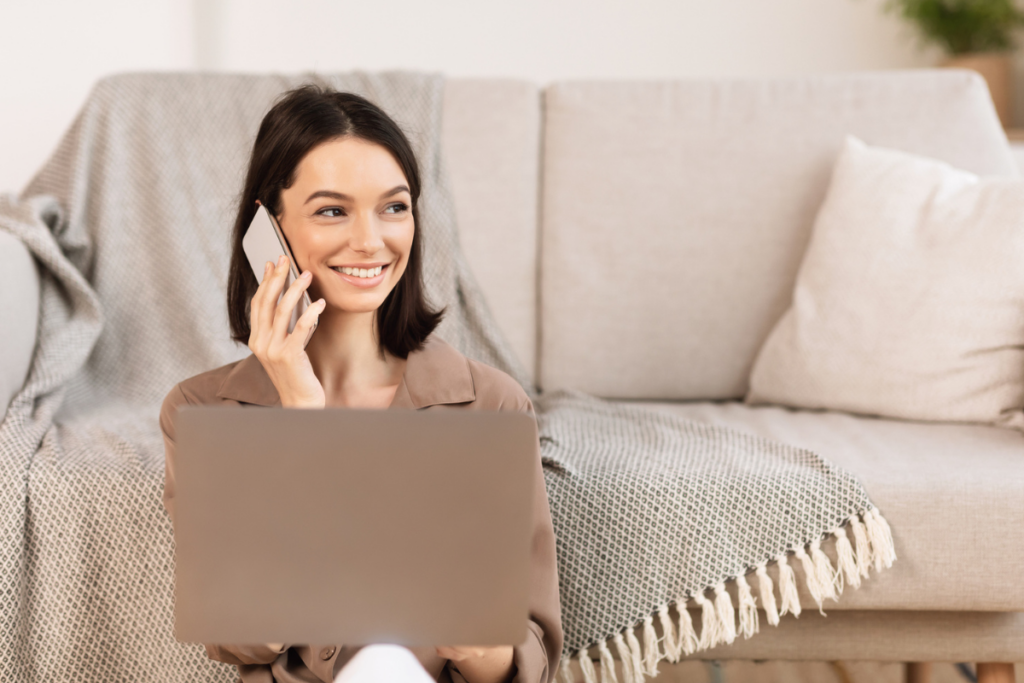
left=510, top=621, right=551, bottom=683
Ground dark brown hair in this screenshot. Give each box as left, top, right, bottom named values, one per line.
left=227, top=85, right=443, bottom=358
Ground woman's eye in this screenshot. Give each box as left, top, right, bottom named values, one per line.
left=384, top=202, right=409, bottom=215
left=317, top=207, right=345, bottom=218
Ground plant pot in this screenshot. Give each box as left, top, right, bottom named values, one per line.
left=943, top=52, right=1013, bottom=127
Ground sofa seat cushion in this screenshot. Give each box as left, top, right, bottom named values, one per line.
left=629, top=400, right=1024, bottom=611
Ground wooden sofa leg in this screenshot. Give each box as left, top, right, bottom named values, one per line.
left=905, top=662, right=931, bottom=683
left=976, top=663, right=1015, bottom=683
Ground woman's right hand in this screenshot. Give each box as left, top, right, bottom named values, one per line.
left=248, top=255, right=327, bottom=408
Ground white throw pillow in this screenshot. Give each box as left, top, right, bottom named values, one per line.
left=747, top=136, right=1024, bottom=428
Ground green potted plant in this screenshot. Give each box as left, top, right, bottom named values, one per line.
left=886, top=0, right=1024, bottom=126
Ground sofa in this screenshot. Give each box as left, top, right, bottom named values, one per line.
left=2, top=70, right=1021, bottom=682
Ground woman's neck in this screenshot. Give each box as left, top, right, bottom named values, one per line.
left=304, top=308, right=406, bottom=408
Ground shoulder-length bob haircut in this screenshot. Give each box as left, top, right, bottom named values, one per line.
left=226, top=85, right=443, bottom=359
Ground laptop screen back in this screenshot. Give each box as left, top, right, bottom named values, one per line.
left=172, top=407, right=536, bottom=646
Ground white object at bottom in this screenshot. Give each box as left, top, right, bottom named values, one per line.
left=334, top=644, right=435, bottom=683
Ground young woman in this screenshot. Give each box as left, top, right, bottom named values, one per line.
left=159, top=86, right=562, bottom=683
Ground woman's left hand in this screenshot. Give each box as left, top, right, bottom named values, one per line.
left=435, top=645, right=514, bottom=683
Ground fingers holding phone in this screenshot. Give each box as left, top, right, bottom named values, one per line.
left=248, top=255, right=327, bottom=409
left=251, top=255, right=303, bottom=341
left=270, top=267, right=319, bottom=342
left=243, top=204, right=318, bottom=340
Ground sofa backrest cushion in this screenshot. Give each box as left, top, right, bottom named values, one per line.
left=539, top=70, right=1017, bottom=399
left=443, top=80, right=540, bottom=384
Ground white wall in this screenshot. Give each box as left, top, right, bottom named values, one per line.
left=0, top=0, right=195, bottom=193
left=211, top=0, right=932, bottom=78
left=0, top=0, right=936, bottom=193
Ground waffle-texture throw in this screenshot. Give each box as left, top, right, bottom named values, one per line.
left=0, top=73, right=894, bottom=683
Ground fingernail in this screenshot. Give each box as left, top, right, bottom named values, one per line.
left=318, top=298, right=326, bottom=307
left=301, top=271, right=312, bottom=280
left=264, top=262, right=272, bottom=274
left=278, top=255, right=287, bottom=266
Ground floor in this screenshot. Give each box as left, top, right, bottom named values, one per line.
left=562, top=660, right=1023, bottom=683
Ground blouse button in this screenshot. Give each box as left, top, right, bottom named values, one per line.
left=320, top=646, right=337, bottom=660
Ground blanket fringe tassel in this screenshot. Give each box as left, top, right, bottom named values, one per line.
left=657, top=605, right=680, bottom=663
left=776, top=552, right=801, bottom=618
left=735, top=573, right=758, bottom=639
left=677, top=599, right=699, bottom=656
left=563, top=508, right=896, bottom=682
left=641, top=616, right=660, bottom=676
left=850, top=514, right=871, bottom=579
left=754, top=563, right=778, bottom=626
left=598, top=640, right=617, bottom=683
left=693, top=592, right=720, bottom=651
left=625, top=628, right=646, bottom=683
left=613, top=633, right=636, bottom=683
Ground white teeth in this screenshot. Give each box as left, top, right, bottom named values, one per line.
left=335, top=266, right=383, bottom=278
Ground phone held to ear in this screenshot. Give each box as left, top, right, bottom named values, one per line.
left=242, top=204, right=317, bottom=344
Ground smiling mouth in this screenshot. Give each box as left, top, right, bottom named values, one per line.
left=330, top=265, right=385, bottom=279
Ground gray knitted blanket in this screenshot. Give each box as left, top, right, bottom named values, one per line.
left=0, top=73, right=894, bottom=683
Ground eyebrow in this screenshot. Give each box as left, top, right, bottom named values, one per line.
left=303, top=185, right=410, bottom=205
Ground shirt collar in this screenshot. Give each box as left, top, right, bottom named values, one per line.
left=215, top=335, right=476, bottom=409
left=216, top=354, right=281, bottom=406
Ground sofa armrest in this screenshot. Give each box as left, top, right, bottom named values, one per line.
left=0, top=229, right=39, bottom=419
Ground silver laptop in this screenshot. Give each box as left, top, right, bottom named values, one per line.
left=172, top=407, right=537, bottom=646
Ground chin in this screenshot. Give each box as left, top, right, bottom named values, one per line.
left=326, top=296, right=388, bottom=315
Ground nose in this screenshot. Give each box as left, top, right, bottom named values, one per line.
left=349, top=211, right=385, bottom=254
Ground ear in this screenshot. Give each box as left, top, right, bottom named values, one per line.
left=255, top=199, right=262, bottom=207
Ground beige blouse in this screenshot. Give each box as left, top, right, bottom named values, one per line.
left=160, top=336, right=563, bottom=683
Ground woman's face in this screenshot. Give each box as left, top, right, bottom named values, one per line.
left=275, top=136, right=414, bottom=315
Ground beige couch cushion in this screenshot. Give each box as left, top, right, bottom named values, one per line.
left=633, top=400, right=1024, bottom=612
left=442, top=80, right=540, bottom=383
left=541, top=71, right=1017, bottom=399
left=749, top=137, right=1024, bottom=429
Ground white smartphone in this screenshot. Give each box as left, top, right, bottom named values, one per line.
left=242, top=204, right=317, bottom=341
